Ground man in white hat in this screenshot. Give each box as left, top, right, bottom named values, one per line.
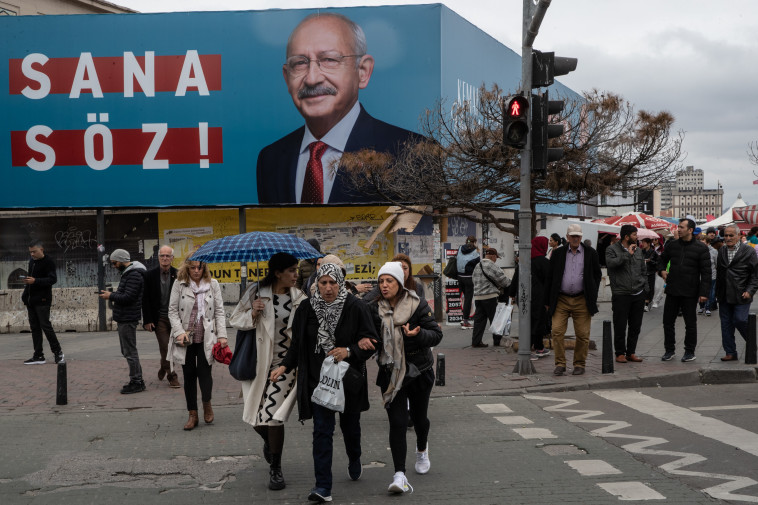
left=544, top=224, right=602, bottom=376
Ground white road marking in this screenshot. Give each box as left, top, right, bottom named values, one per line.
left=494, top=416, right=533, bottom=425
left=594, top=390, right=758, bottom=457
left=512, top=427, right=556, bottom=439
left=597, top=482, right=666, bottom=501
left=691, top=404, right=758, bottom=411
left=477, top=404, right=513, bottom=414
left=565, top=459, right=622, bottom=476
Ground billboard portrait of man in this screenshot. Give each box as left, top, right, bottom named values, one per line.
left=256, top=12, right=423, bottom=205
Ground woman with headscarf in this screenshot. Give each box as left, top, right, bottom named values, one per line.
left=270, top=263, right=377, bottom=504
left=167, top=259, right=227, bottom=430
left=230, top=252, right=307, bottom=491
left=363, top=261, right=443, bottom=495
left=509, top=236, right=551, bottom=358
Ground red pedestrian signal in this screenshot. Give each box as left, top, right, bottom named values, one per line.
left=503, top=95, right=529, bottom=148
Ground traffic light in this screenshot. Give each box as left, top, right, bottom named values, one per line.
left=503, top=94, right=529, bottom=149
left=531, top=90, right=566, bottom=177
left=532, top=50, right=578, bottom=88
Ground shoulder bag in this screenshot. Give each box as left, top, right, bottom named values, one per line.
left=228, top=329, right=257, bottom=381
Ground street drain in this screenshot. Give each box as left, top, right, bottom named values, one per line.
left=540, top=444, right=587, bottom=456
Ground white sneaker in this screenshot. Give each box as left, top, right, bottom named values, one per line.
left=415, top=445, right=430, bottom=474
left=388, top=471, right=413, bottom=494
left=651, top=303, right=659, bottom=308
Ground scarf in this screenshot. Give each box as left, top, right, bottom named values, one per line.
left=377, top=289, right=419, bottom=407
left=190, top=280, right=211, bottom=322
left=310, top=263, right=348, bottom=353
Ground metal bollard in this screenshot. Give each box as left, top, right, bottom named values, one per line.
left=747, top=313, right=757, bottom=365
left=56, top=361, right=68, bottom=405
left=602, top=320, right=614, bottom=374
left=435, top=353, right=445, bottom=386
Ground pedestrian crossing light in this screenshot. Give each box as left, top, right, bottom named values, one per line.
left=531, top=90, right=566, bottom=177
left=503, top=95, right=529, bottom=149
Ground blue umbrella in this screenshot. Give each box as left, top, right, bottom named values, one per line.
left=189, top=231, right=321, bottom=263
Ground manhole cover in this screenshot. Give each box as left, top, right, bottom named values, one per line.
left=541, top=444, right=587, bottom=456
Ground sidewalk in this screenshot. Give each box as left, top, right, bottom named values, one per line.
left=1, top=300, right=756, bottom=414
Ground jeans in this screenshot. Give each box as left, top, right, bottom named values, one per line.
left=662, top=295, right=698, bottom=354
left=27, top=304, right=61, bottom=356
left=719, top=302, right=750, bottom=357
left=182, top=342, right=213, bottom=410
left=611, top=292, right=646, bottom=357
left=311, top=403, right=362, bottom=493
left=551, top=294, right=592, bottom=368
left=458, top=276, right=474, bottom=321
left=472, top=297, right=498, bottom=345
left=117, top=322, right=143, bottom=381
left=707, top=280, right=717, bottom=310
left=384, top=368, right=434, bottom=473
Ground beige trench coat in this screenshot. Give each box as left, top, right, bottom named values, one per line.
left=231, top=283, right=306, bottom=426
left=167, top=278, right=227, bottom=372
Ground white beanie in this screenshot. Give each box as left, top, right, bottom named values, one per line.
left=377, top=261, right=405, bottom=287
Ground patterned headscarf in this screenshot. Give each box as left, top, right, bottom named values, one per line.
left=310, top=262, right=349, bottom=353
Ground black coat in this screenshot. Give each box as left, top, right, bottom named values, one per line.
left=111, top=264, right=146, bottom=323
left=21, top=255, right=57, bottom=306
left=716, top=244, right=758, bottom=305
left=544, top=244, right=602, bottom=316
left=141, top=265, right=177, bottom=326
left=657, top=238, right=710, bottom=298
left=284, top=294, right=378, bottom=421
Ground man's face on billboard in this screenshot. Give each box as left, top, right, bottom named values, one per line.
left=283, top=16, right=374, bottom=138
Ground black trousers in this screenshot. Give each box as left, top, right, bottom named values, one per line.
left=662, top=295, right=699, bottom=354
left=458, top=276, right=474, bottom=321
left=611, top=292, right=645, bottom=356
left=27, top=304, right=61, bottom=356
left=182, top=342, right=213, bottom=410
left=472, top=297, right=498, bottom=345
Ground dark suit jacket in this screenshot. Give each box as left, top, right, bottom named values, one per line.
left=141, top=265, right=177, bottom=326
left=544, top=244, right=602, bottom=316
left=256, top=104, right=423, bottom=204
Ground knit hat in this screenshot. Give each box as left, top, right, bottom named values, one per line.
left=110, top=249, right=130, bottom=263
left=377, top=261, right=404, bottom=286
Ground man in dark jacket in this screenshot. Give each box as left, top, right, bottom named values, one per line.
left=657, top=218, right=711, bottom=363
left=544, top=224, right=602, bottom=376
left=22, top=241, right=64, bottom=365
left=716, top=224, right=758, bottom=362
left=606, top=225, right=648, bottom=363
left=141, top=245, right=179, bottom=388
left=456, top=235, right=479, bottom=329
left=99, top=249, right=147, bottom=394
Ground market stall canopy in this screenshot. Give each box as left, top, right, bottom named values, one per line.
left=700, top=194, right=749, bottom=229
left=592, top=212, right=675, bottom=231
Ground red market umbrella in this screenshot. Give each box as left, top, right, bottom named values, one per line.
left=592, top=212, right=675, bottom=231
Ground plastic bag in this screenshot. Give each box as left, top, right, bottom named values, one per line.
left=489, top=301, right=513, bottom=336
left=311, top=355, right=350, bottom=412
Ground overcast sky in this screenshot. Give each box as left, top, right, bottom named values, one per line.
left=115, top=0, right=758, bottom=211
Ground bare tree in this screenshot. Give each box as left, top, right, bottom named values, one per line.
left=341, top=85, right=684, bottom=234
left=748, top=141, right=758, bottom=167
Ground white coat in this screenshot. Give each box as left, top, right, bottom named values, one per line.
left=167, top=278, right=227, bottom=371
left=230, top=283, right=306, bottom=426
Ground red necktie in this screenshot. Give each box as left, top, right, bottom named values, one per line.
left=301, top=141, right=328, bottom=204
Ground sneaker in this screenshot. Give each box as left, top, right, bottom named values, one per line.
left=388, top=471, right=413, bottom=494
left=415, top=445, right=430, bottom=474
left=661, top=351, right=675, bottom=361
left=530, top=353, right=539, bottom=361
left=705, top=310, right=711, bottom=316
left=697, top=307, right=704, bottom=314
left=120, top=380, right=146, bottom=394
left=535, top=349, right=551, bottom=358
left=681, top=353, right=696, bottom=362
left=651, top=303, right=659, bottom=309
left=348, top=458, right=362, bottom=481
left=307, top=487, right=332, bottom=503
left=54, top=351, right=65, bottom=364
left=460, top=320, right=473, bottom=329
left=24, top=355, right=46, bottom=365
left=644, top=304, right=650, bottom=312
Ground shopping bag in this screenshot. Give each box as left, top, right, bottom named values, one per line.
left=489, top=301, right=513, bottom=336
left=311, top=355, right=350, bottom=412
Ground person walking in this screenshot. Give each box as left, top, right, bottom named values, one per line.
left=716, top=225, right=758, bottom=362
left=605, top=225, right=647, bottom=363
left=510, top=236, right=552, bottom=359
left=168, top=259, right=228, bottom=430
left=270, top=263, right=377, bottom=504
left=141, top=245, right=180, bottom=388
left=99, top=249, right=147, bottom=394
left=22, top=241, right=64, bottom=365
left=456, top=235, right=479, bottom=328
left=657, top=218, right=711, bottom=362
left=471, top=248, right=510, bottom=347
left=700, top=236, right=718, bottom=316
left=544, top=224, right=602, bottom=376
left=231, top=252, right=308, bottom=491
left=639, top=238, right=658, bottom=312
left=364, top=261, right=443, bottom=495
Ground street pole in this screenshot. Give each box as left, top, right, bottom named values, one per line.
left=513, top=0, right=537, bottom=375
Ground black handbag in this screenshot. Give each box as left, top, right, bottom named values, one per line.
left=342, top=363, right=365, bottom=398
left=443, top=256, right=458, bottom=279
left=228, top=329, right=257, bottom=381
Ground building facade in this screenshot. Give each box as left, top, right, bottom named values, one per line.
left=0, top=0, right=133, bottom=15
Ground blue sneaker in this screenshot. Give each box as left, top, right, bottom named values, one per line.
left=348, top=459, right=362, bottom=481
left=661, top=351, right=675, bottom=361
left=308, top=487, right=332, bottom=503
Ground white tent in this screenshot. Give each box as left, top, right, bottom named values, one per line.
left=701, top=194, right=749, bottom=228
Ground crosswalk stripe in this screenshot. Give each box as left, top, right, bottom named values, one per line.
left=597, top=481, right=666, bottom=500
left=565, top=459, right=621, bottom=476
left=512, top=427, right=556, bottom=439
left=495, top=416, right=533, bottom=425
left=476, top=403, right=513, bottom=414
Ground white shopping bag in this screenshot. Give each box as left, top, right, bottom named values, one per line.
left=489, top=301, right=513, bottom=336
left=311, top=355, right=350, bottom=412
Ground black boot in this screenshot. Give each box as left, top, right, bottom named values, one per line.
left=268, top=453, right=285, bottom=491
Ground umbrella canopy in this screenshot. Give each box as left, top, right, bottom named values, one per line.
left=190, top=231, right=322, bottom=263
left=592, top=212, right=674, bottom=231
left=635, top=228, right=660, bottom=240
